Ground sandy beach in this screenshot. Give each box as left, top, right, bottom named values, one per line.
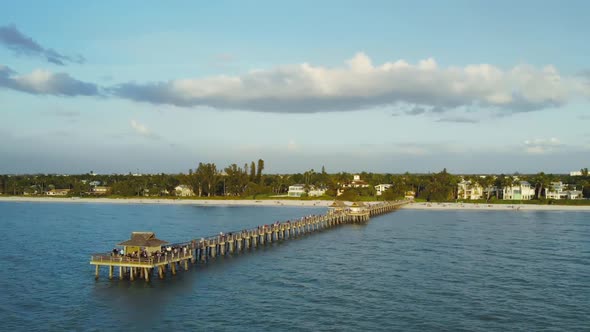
left=0, top=196, right=334, bottom=207
left=1, top=196, right=589, bottom=211
left=404, top=202, right=590, bottom=211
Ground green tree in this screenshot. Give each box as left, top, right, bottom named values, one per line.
left=532, top=172, right=550, bottom=199
left=256, top=159, right=264, bottom=184
left=480, top=175, right=495, bottom=201
left=250, top=161, right=256, bottom=182
left=194, top=163, right=207, bottom=197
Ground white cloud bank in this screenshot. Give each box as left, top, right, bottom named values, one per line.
left=113, top=53, right=588, bottom=113
left=0, top=65, right=98, bottom=96
left=524, top=137, right=562, bottom=154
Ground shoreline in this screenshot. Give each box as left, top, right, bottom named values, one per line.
left=404, top=202, right=590, bottom=211
left=1, top=196, right=590, bottom=211
left=0, top=196, right=333, bottom=207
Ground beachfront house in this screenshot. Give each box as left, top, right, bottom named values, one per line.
left=545, top=182, right=583, bottom=200
left=457, top=179, right=484, bottom=200
left=307, top=186, right=327, bottom=197
left=405, top=191, right=416, bottom=199
left=350, top=175, right=369, bottom=188
left=375, top=184, right=393, bottom=196
left=90, top=186, right=111, bottom=195
left=45, top=189, right=71, bottom=196
left=288, top=184, right=306, bottom=197
left=117, top=232, right=168, bottom=255
left=502, top=181, right=535, bottom=200
left=174, top=185, right=194, bottom=197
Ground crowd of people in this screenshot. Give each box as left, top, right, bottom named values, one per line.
left=110, top=244, right=191, bottom=260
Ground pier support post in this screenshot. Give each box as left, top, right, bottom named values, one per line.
left=109, top=266, right=113, bottom=280
left=159, top=266, right=164, bottom=279
left=184, top=260, right=189, bottom=271
left=119, top=266, right=123, bottom=280
left=144, top=268, right=150, bottom=282
left=130, top=268, right=135, bottom=281
left=95, top=265, right=100, bottom=280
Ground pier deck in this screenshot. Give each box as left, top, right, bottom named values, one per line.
left=90, top=200, right=411, bottom=281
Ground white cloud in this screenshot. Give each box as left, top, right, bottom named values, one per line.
left=524, top=137, right=561, bottom=154
left=113, top=52, right=586, bottom=114
left=0, top=65, right=98, bottom=96
left=130, top=120, right=159, bottom=139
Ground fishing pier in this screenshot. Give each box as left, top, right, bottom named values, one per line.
left=90, top=200, right=410, bottom=281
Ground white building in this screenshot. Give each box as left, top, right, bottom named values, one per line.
left=308, top=187, right=327, bottom=197
left=45, top=189, right=70, bottom=196
left=570, top=171, right=582, bottom=176
left=90, top=186, right=111, bottom=195
left=374, top=184, right=393, bottom=196
left=457, top=180, right=484, bottom=200
left=404, top=191, right=416, bottom=199
left=175, top=185, right=194, bottom=197
left=545, top=182, right=583, bottom=200
left=503, top=181, right=535, bottom=200
left=351, top=175, right=369, bottom=188
left=288, top=184, right=306, bottom=197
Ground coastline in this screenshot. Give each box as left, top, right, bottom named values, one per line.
left=1, top=196, right=589, bottom=211
left=0, top=196, right=333, bottom=207
left=404, top=202, right=590, bottom=211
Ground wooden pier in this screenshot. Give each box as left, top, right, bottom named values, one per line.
left=90, top=200, right=410, bottom=281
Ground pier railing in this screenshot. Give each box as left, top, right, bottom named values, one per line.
left=90, top=251, right=193, bottom=266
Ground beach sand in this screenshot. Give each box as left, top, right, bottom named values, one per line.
left=404, top=202, right=590, bottom=211
left=0, top=196, right=334, bottom=207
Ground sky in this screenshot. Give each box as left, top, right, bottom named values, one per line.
left=1, top=0, right=589, bottom=174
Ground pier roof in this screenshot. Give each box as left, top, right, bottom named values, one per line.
left=330, top=201, right=347, bottom=208
left=117, top=232, right=168, bottom=247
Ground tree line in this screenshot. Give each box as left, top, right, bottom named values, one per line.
left=1, top=164, right=589, bottom=201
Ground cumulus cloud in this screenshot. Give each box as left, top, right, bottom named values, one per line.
left=0, top=24, right=84, bottom=65
left=524, top=137, right=561, bottom=154
left=0, top=65, right=98, bottom=96
left=130, top=120, right=160, bottom=139
left=112, top=52, right=582, bottom=114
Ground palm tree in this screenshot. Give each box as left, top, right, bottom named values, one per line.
left=533, top=172, right=549, bottom=199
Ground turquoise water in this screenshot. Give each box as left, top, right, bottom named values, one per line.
left=0, top=202, right=588, bottom=331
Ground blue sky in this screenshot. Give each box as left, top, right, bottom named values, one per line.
left=1, top=0, right=589, bottom=174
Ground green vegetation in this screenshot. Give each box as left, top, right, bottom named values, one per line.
left=1, top=163, right=589, bottom=204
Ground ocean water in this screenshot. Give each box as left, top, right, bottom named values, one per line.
left=0, top=202, right=588, bottom=331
